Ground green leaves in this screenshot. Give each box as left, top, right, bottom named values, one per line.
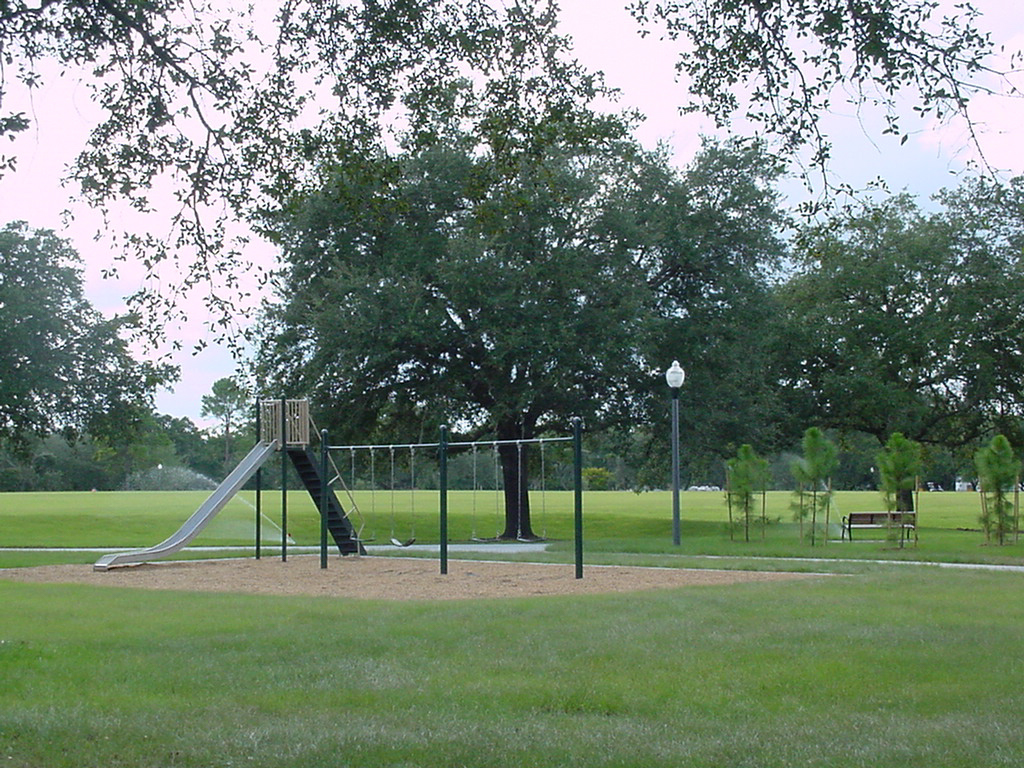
left=200, top=377, right=250, bottom=469
left=0, top=221, right=175, bottom=445
left=726, top=443, right=769, bottom=541
left=790, top=427, right=836, bottom=545
left=877, top=432, right=922, bottom=514
left=779, top=182, right=1024, bottom=449
left=975, top=434, right=1020, bottom=545
left=633, top=0, right=998, bottom=187
left=975, top=435, right=1019, bottom=493
left=792, top=427, right=838, bottom=488
left=261, top=135, right=657, bottom=438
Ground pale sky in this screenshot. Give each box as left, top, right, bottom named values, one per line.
left=1, top=0, right=1021, bottom=425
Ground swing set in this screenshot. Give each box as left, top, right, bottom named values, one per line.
left=466, top=440, right=553, bottom=542
left=316, top=424, right=585, bottom=577
left=254, top=399, right=585, bottom=578
left=325, top=436, right=561, bottom=544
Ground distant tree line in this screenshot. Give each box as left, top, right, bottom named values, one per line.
left=1, top=0, right=1017, bottom=542
left=4, top=170, right=1023, bottom=493
left=0, top=220, right=255, bottom=491
left=0, top=412, right=249, bottom=492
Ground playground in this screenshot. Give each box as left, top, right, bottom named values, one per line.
left=7, top=402, right=1024, bottom=766
left=5, top=465, right=1024, bottom=765
left=2, top=554, right=816, bottom=599
left=65, top=399, right=1024, bottom=579
left=83, top=400, right=589, bottom=575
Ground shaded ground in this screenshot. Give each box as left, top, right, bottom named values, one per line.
left=1, top=555, right=818, bottom=600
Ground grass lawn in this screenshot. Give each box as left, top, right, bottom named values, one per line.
left=3, top=487, right=1024, bottom=766
left=2, top=487, right=1020, bottom=567
left=3, top=568, right=1024, bottom=767
left=0, top=490, right=281, bottom=548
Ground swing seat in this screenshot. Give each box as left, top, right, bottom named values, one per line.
left=390, top=536, right=416, bottom=547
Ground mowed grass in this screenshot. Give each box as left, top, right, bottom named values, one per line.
left=4, top=487, right=1024, bottom=766
left=3, top=487, right=1021, bottom=567
left=3, top=568, right=1024, bottom=767
left=0, top=490, right=279, bottom=548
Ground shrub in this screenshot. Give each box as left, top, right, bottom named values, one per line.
left=975, top=435, right=1020, bottom=545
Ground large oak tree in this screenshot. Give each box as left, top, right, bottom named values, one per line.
left=258, top=100, right=787, bottom=537
left=259, top=127, right=661, bottom=536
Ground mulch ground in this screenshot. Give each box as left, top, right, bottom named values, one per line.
left=1, top=555, right=819, bottom=600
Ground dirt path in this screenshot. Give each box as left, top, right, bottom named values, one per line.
left=1, top=556, right=818, bottom=600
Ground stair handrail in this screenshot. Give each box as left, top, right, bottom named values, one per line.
left=307, top=413, right=367, bottom=541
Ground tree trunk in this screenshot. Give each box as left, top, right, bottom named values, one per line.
left=810, top=487, right=818, bottom=546
left=897, top=487, right=915, bottom=513
left=224, top=422, right=232, bottom=472
left=496, top=418, right=539, bottom=541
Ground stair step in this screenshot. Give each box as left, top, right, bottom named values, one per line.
left=287, top=447, right=364, bottom=556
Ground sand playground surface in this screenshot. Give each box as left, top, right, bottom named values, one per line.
left=1, top=555, right=818, bottom=600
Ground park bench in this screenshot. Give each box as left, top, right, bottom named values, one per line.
left=840, top=511, right=917, bottom=546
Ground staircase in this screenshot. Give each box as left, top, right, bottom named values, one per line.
left=286, top=448, right=365, bottom=555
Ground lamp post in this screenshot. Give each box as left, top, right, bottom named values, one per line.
left=665, top=360, right=685, bottom=546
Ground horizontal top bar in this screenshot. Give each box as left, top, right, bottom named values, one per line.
left=448, top=437, right=573, bottom=447
left=325, top=436, right=572, bottom=452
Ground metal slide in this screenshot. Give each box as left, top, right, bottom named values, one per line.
left=94, top=440, right=279, bottom=571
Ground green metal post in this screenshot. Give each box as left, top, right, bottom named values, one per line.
left=281, top=397, right=288, bottom=562
left=320, top=428, right=329, bottom=569
left=671, top=387, right=681, bottom=546
left=439, top=425, right=448, bottom=575
left=573, top=417, right=584, bottom=579
left=255, top=398, right=262, bottom=560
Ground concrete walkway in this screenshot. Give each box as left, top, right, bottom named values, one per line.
left=5, top=544, right=1024, bottom=573
left=364, top=542, right=550, bottom=555
left=678, top=553, right=1024, bottom=574
left=0, top=542, right=551, bottom=555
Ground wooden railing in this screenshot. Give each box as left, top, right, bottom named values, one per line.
left=260, top=399, right=310, bottom=447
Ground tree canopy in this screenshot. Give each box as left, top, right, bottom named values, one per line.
left=975, top=434, right=1020, bottom=544
left=256, top=15, right=787, bottom=533
left=877, top=431, right=922, bottom=513
left=200, top=377, right=250, bottom=469
left=778, top=179, right=1024, bottom=449
left=0, top=0, right=1012, bottom=332
left=3, top=0, right=1021, bottom=495
left=0, top=221, right=174, bottom=445
left=259, top=111, right=658, bottom=536
left=632, top=0, right=1003, bottom=175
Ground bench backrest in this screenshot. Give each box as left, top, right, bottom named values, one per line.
left=847, top=511, right=915, bottom=525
